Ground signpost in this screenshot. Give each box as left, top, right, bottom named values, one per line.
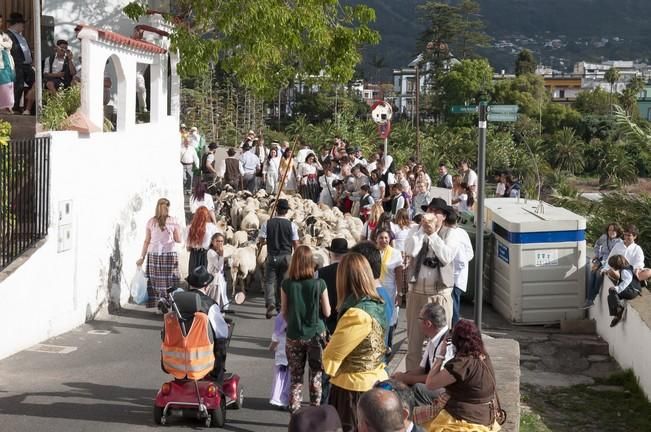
left=450, top=105, right=478, bottom=114
left=371, top=100, right=393, bottom=157
left=487, top=105, right=519, bottom=114
left=449, top=102, right=519, bottom=331
left=487, top=113, right=518, bottom=122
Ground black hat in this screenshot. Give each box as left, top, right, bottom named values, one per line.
left=326, top=238, right=349, bottom=254
left=276, top=199, right=290, bottom=211
left=7, top=13, right=26, bottom=24
left=422, top=197, right=453, bottom=214
left=288, top=405, right=342, bottom=432
left=186, top=265, right=214, bottom=288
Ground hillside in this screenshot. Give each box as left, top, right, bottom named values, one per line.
left=346, top=0, right=651, bottom=80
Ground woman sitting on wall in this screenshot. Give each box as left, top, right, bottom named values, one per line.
left=606, top=254, right=642, bottom=327
left=417, top=319, right=505, bottom=432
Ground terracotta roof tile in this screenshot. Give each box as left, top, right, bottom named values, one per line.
left=75, top=25, right=167, bottom=54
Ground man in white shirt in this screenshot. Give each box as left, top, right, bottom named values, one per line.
left=391, top=303, right=454, bottom=407
left=201, top=142, right=218, bottom=185
left=458, top=160, right=478, bottom=194
left=43, top=39, right=77, bottom=95
left=180, top=137, right=199, bottom=194
left=448, top=215, right=474, bottom=326
left=602, top=224, right=645, bottom=282
left=404, top=199, right=464, bottom=370
left=239, top=143, right=260, bottom=193
left=188, top=126, right=201, bottom=151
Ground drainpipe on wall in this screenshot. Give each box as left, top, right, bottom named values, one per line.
left=33, top=0, right=43, bottom=119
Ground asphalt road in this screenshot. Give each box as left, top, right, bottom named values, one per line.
left=0, top=294, right=308, bottom=432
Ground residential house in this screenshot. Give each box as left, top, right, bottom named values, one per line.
left=392, top=54, right=460, bottom=119
left=0, top=2, right=183, bottom=361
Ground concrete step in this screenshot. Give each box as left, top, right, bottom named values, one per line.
left=0, top=112, right=36, bottom=140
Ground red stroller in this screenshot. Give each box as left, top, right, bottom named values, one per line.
left=153, top=289, right=243, bottom=427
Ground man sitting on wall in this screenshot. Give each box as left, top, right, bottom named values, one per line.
left=43, top=39, right=76, bottom=95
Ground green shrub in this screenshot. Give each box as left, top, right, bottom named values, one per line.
left=41, top=85, right=81, bottom=131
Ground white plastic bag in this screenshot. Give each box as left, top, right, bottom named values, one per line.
left=131, top=267, right=148, bottom=305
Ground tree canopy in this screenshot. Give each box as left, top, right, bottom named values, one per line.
left=439, top=58, right=494, bottom=107
left=515, top=49, right=536, bottom=76
left=124, top=0, right=379, bottom=97
left=418, top=0, right=490, bottom=60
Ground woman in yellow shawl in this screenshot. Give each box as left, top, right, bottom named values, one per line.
left=375, top=228, right=405, bottom=356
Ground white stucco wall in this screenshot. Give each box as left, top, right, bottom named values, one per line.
left=42, top=0, right=137, bottom=52
left=0, top=123, right=184, bottom=361
left=590, top=280, right=651, bottom=399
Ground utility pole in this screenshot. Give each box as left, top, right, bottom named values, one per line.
left=33, top=0, right=43, bottom=116
left=415, top=63, right=421, bottom=161
left=474, top=101, right=488, bottom=331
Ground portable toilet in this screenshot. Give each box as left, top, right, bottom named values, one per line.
left=484, top=198, right=586, bottom=324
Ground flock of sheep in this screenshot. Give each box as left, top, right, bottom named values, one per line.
left=213, top=189, right=364, bottom=296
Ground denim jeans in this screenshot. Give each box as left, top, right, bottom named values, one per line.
left=452, top=286, right=463, bottom=326
left=182, top=165, right=193, bottom=191
left=587, top=268, right=604, bottom=303
left=264, top=254, right=290, bottom=310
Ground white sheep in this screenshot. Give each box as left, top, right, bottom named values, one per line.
left=229, top=245, right=257, bottom=297
left=231, top=230, right=249, bottom=247
left=240, top=211, right=260, bottom=232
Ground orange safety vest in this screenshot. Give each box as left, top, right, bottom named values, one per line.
left=161, top=312, right=215, bottom=380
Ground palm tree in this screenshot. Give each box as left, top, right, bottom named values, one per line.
left=604, top=67, right=621, bottom=113
left=370, top=54, right=386, bottom=83
left=551, top=127, right=585, bottom=174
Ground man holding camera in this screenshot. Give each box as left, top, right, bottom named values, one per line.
left=43, top=39, right=77, bottom=95
left=404, top=198, right=463, bottom=370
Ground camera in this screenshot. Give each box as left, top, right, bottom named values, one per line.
left=423, top=256, right=440, bottom=268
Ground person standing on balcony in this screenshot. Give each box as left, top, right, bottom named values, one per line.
left=6, top=13, right=32, bottom=114
left=0, top=15, right=15, bottom=113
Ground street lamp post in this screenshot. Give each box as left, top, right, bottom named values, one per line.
left=415, top=62, right=421, bottom=161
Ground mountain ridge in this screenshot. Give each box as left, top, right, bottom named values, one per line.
left=345, top=0, right=651, bottom=79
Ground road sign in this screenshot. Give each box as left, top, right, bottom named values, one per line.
left=450, top=105, right=478, bottom=114
left=378, top=122, right=392, bottom=139
left=488, top=105, right=519, bottom=114
left=371, top=100, right=393, bottom=124
left=487, top=113, right=518, bottom=122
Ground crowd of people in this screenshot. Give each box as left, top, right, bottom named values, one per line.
left=135, top=126, right=518, bottom=431
left=0, top=12, right=79, bottom=115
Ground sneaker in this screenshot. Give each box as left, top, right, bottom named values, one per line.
left=265, top=305, right=276, bottom=319
left=580, top=300, right=594, bottom=309
left=22, top=110, right=30, bottom=115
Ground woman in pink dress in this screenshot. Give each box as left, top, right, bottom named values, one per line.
left=136, top=198, right=182, bottom=309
